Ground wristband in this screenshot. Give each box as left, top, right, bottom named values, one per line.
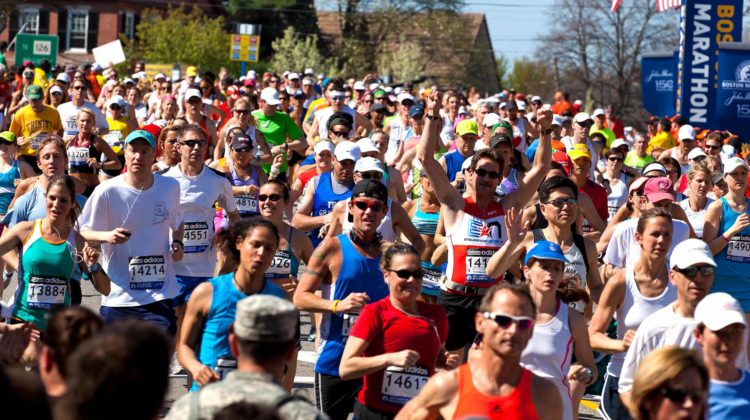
left=721, top=233, right=730, bottom=242
left=542, top=128, right=553, bottom=135
left=332, top=299, right=340, bottom=314
left=426, top=114, right=439, bottom=121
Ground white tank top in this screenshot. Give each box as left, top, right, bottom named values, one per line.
left=606, top=176, right=628, bottom=221
left=679, top=197, right=713, bottom=239
left=521, top=302, right=574, bottom=420
left=607, top=268, right=676, bottom=377
left=341, top=197, right=396, bottom=242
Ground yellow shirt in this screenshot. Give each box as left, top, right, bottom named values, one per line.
left=33, top=68, right=49, bottom=90
left=647, top=132, right=676, bottom=153
left=9, top=104, right=62, bottom=156
left=303, top=97, right=330, bottom=124
left=105, top=116, right=131, bottom=155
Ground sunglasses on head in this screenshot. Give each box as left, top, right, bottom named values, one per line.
left=258, top=193, right=282, bottom=202
left=388, top=268, right=424, bottom=279
left=353, top=199, right=385, bottom=212
left=656, top=387, right=705, bottom=405
left=472, top=168, right=501, bottom=179
left=358, top=171, right=382, bottom=181
left=674, top=265, right=714, bottom=278
left=545, top=197, right=577, bottom=208
left=181, top=140, right=206, bottom=148
left=482, top=312, right=534, bottom=330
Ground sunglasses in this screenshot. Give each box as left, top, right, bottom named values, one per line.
left=51, top=92, right=62, bottom=96
left=331, top=96, right=346, bottom=101
left=472, top=168, right=501, bottom=179
left=258, top=193, right=282, bottom=202
left=331, top=130, right=349, bottom=137
left=234, top=109, right=250, bottom=115
left=73, top=85, right=86, bottom=90
left=353, top=199, right=385, bottom=212
left=388, top=268, right=424, bottom=279
left=110, top=105, right=122, bottom=110
left=358, top=171, right=383, bottom=181
left=181, top=140, right=206, bottom=148
left=608, top=157, right=623, bottom=162
left=545, top=198, right=577, bottom=208
left=363, top=100, right=373, bottom=104
left=674, top=265, right=715, bottom=278
left=657, top=387, right=705, bottom=405
left=233, top=147, right=251, bottom=154
left=482, top=312, right=534, bottom=330
left=705, top=144, right=721, bottom=150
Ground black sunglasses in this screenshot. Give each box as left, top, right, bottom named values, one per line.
left=674, top=265, right=715, bottom=278
left=472, top=168, right=501, bottom=179
left=73, top=85, right=86, bottom=90
left=358, top=172, right=382, bottom=181
left=234, top=109, right=250, bottom=115
left=657, top=387, right=705, bottom=405
left=181, top=140, right=206, bottom=148
left=608, top=157, right=623, bottom=162
left=258, top=193, right=282, bottom=202
left=482, top=312, right=534, bottom=330
left=353, top=199, right=385, bottom=212
left=388, top=268, right=424, bottom=279
left=705, top=144, right=721, bottom=150
left=233, top=147, right=251, bottom=154
left=545, top=198, right=577, bottom=208
left=331, top=130, right=349, bottom=138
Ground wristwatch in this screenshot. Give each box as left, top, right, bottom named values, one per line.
left=87, top=262, right=101, bottom=274
left=542, top=128, right=554, bottom=135
left=426, top=114, right=439, bottom=121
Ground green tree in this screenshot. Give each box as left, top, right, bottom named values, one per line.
left=269, top=27, right=337, bottom=75
left=495, top=54, right=510, bottom=89
left=376, top=42, right=425, bottom=83
left=227, top=0, right=298, bottom=14
left=507, top=57, right=553, bottom=97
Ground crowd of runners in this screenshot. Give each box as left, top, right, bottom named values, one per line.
left=0, top=58, right=749, bottom=420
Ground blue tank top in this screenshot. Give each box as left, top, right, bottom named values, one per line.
left=713, top=197, right=750, bottom=309
left=310, top=172, right=353, bottom=247
left=263, top=226, right=300, bottom=281
left=193, top=273, right=285, bottom=391
left=444, top=150, right=470, bottom=182
left=315, top=234, right=389, bottom=376
left=412, top=199, right=439, bottom=235
left=0, top=160, right=20, bottom=214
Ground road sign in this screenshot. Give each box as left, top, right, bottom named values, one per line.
left=14, top=34, right=59, bottom=67
left=229, top=34, right=260, bottom=63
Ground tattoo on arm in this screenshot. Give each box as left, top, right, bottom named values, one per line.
left=305, top=269, right=324, bottom=278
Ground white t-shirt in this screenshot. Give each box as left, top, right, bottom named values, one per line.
left=78, top=174, right=184, bottom=307
left=163, top=165, right=236, bottom=278
left=618, top=302, right=749, bottom=393
left=57, top=101, right=108, bottom=136
left=604, top=218, right=691, bottom=269
left=679, top=197, right=713, bottom=239
left=315, top=105, right=356, bottom=141
left=386, top=117, right=408, bottom=164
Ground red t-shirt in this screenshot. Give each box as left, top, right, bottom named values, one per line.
left=580, top=180, right=609, bottom=223
left=350, top=297, right=448, bottom=413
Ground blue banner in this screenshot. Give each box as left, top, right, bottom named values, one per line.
left=641, top=53, right=676, bottom=117
left=676, top=0, right=743, bottom=128
left=716, top=43, right=750, bottom=142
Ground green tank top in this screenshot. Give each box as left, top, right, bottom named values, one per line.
left=13, top=220, right=75, bottom=329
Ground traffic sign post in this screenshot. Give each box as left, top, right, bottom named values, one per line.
left=14, top=34, right=59, bottom=67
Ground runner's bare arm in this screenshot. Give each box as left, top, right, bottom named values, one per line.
left=293, top=239, right=335, bottom=312
left=394, top=369, right=459, bottom=420
left=0, top=221, right=32, bottom=256
left=324, top=200, right=345, bottom=239
left=531, top=374, right=563, bottom=420
left=391, top=202, right=425, bottom=254
left=588, top=270, right=629, bottom=353
left=176, top=282, right=220, bottom=386
left=291, top=179, right=330, bottom=231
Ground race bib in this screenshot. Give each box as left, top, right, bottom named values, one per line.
left=381, top=366, right=430, bottom=405
left=183, top=222, right=210, bottom=253
left=26, top=275, right=67, bottom=309
left=215, top=357, right=237, bottom=381
left=68, top=146, right=90, bottom=169
left=727, top=234, right=750, bottom=262
left=465, top=248, right=493, bottom=284
left=235, top=194, right=258, bottom=215
left=422, top=265, right=443, bottom=291
left=128, top=255, right=166, bottom=290
left=103, top=132, right=123, bottom=148
left=342, top=313, right=358, bottom=337
left=266, top=250, right=292, bottom=275
left=64, top=117, right=79, bottom=135
left=31, top=134, right=47, bottom=151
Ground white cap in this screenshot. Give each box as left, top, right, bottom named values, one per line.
left=106, top=95, right=127, bottom=108
left=483, top=113, right=501, bottom=127
left=50, top=85, right=63, bottom=95
left=461, top=156, right=473, bottom=172
left=354, top=157, right=384, bottom=174
left=282, top=71, right=290, bottom=78
left=642, top=162, right=667, bottom=176
left=552, top=115, right=563, bottom=127
left=383, top=86, right=394, bottom=93
left=302, top=68, right=313, bottom=75
left=516, top=100, right=526, bottom=111
left=485, top=97, right=500, bottom=104
left=247, top=70, right=257, bottom=80
left=722, top=144, right=736, bottom=159
left=458, top=106, right=470, bottom=115
left=670, top=238, right=717, bottom=270
left=573, top=112, right=593, bottom=124
left=288, top=72, right=299, bottom=80
left=185, top=88, right=202, bottom=101
left=302, top=77, right=314, bottom=86
left=723, top=156, right=748, bottom=175
left=260, top=87, right=281, bottom=106
left=397, top=92, right=416, bottom=104
left=592, top=108, right=605, bottom=117
left=369, top=82, right=380, bottom=91
left=132, top=71, right=147, bottom=80
left=56, top=73, right=71, bottom=84
left=334, top=141, right=360, bottom=162
left=353, top=81, right=366, bottom=91
left=611, top=139, right=629, bottom=150
left=394, top=87, right=403, bottom=95
left=123, top=77, right=135, bottom=85
left=678, top=124, right=696, bottom=141
left=624, top=126, right=634, bottom=133
left=531, top=95, right=542, bottom=103
left=313, top=141, right=335, bottom=156
left=498, top=102, right=507, bottom=110
left=357, top=138, right=379, bottom=154
left=154, top=72, right=166, bottom=81
left=695, top=293, right=747, bottom=331
left=574, top=99, right=583, bottom=105
left=687, top=147, right=707, bottom=161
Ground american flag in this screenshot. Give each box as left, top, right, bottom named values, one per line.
left=611, top=0, right=622, bottom=13
left=656, top=0, right=682, bottom=12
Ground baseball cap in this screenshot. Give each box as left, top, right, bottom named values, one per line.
left=531, top=95, right=542, bottom=104
left=678, top=124, right=696, bottom=141
left=227, top=85, right=240, bottom=99
left=354, top=157, right=384, bottom=174
left=56, top=73, right=71, bottom=84
left=353, top=81, right=365, bottom=91
left=567, top=144, right=592, bottom=161
left=642, top=162, right=667, bottom=176
left=65, top=64, right=78, bottom=73
left=334, top=141, right=360, bottom=162
left=154, top=72, right=167, bottom=81
left=516, top=101, right=526, bottom=111
left=357, top=138, right=379, bottom=154
left=234, top=295, right=298, bottom=342
left=628, top=176, right=649, bottom=194
left=288, top=72, right=300, bottom=80
left=260, top=87, right=281, bottom=106
left=230, top=135, right=252, bottom=150
left=304, top=68, right=314, bottom=75
left=123, top=77, right=135, bottom=85
left=50, top=85, right=63, bottom=95
left=694, top=292, right=747, bottom=331
left=483, top=113, right=501, bottom=128
left=107, top=95, right=127, bottom=109
left=327, top=112, right=354, bottom=130
left=490, top=134, right=513, bottom=149
left=687, top=147, right=707, bottom=161
left=0, top=131, right=16, bottom=144
left=26, top=85, right=43, bottom=100
left=373, top=89, right=387, bottom=99
left=552, top=115, right=563, bottom=127
left=351, top=179, right=388, bottom=202
left=314, top=140, right=335, bottom=156
left=670, top=238, right=717, bottom=270
left=185, top=66, right=197, bottom=77
left=370, top=103, right=386, bottom=112
left=185, top=89, right=201, bottom=101
left=408, top=104, right=425, bottom=119
left=397, top=92, right=416, bottom=104
left=643, top=177, right=674, bottom=203
left=723, top=156, right=748, bottom=175
left=292, top=88, right=305, bottom=98
left=456, top=120, right=479, bottom=137
left=302, top=77, right=314, bottom=86
left=592, top=108, right=605, bottom=117
left=611, top=139, right=629, bottom=150
left=573, top=112, right=593, bottom=125
left=123, top=129, right=157, bottom=149
left=524, top=240, right=569, bottom=266
left=458, top=106, right=471, bottom=116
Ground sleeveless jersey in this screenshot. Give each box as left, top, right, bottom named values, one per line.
left=316, top=234, right=389, bottom=376
left=445, top=198, right=506, bottom=288
left=453, top=364, right=539, bottom=420
left=0, top=160, right=20, bottom=214
left=105, top=116, right=130, bottom=154
left=713, top=197, right=750, bottom=310
left=193, top=273, right=285, bottom=391
left=606, top=176, right=629, bottom=221
left=521, top=302, right=574, bottom=420
left=229, top=162, right=260, bottom=219
left=310, top=172, right=353, bottom=247
left=13, top=220, right=75, bottom=330
left=263, top=226, right=300, bottom=282
left=68, top=134, right=100, bottom=174
left=412, top=199, right=442, bottom=294
left=341, top=197, right=396, bottom=242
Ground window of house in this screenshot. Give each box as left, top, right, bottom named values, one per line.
left=67, top=8, right=89, bottom=52
left=19, top=7, right=40, bottom=34
left=124, top=12, right=136, bottom=39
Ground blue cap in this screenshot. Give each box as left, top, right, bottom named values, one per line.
left=524, top=240, right=569, bottom=266
left=123, top=130, right=156, bottom=149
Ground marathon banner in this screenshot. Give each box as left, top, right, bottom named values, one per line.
left=641, top=53, right=676, bottom=117
left=716, top=43, right=750, bottom=142
left=676, top=0, right=743, bottom=128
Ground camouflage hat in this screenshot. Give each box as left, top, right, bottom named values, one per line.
left=234, top=295, right=298, bottom=342
left=26, top=84, right=43, bottom=100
